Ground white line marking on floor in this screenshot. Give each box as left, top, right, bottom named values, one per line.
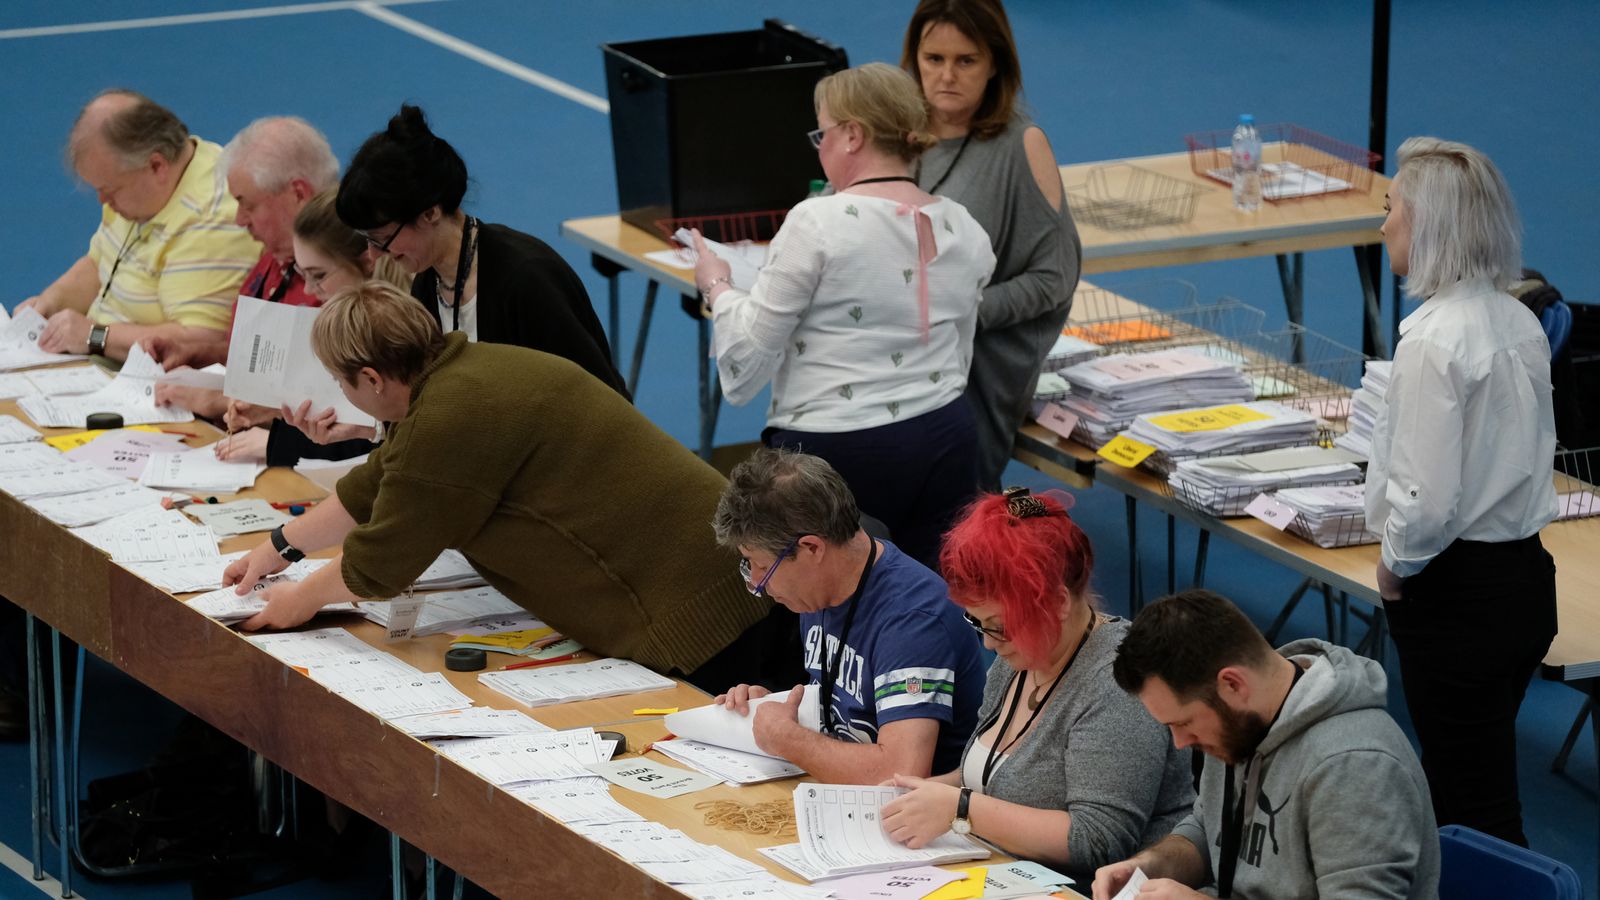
left=355, top=2, right=611, bottom=114
left=0, top=0, right=443, bottom=40
left=0, top=838, right=76, bottom=898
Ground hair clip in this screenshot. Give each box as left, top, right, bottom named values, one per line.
left=1002, top=486, right=1051, bottom=519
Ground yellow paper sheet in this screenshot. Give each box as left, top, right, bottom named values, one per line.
left=1098, top=434, right=1157, bottom=467
left=1145, top=404, right=1272, bottom=433
left=44, top=424, right=161, bottom=451
left=923, top=867, right=987, bottom=900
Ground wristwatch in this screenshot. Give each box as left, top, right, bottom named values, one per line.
left=269, top=525, right=305, bottom=563
left=87, top=324, right=110, bottom=356
left=951, top=787, right=974, bottom=835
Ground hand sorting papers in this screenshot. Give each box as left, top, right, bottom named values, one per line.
left=357, top=585, right=526, bottom=637
left=0, top=308, right=77, bottom=371
left=663, top=689, right=822, bottom=758
left=19, top=344, right=194, bottom=427
left=785, top=784, right=988, bottom=880
left=224, top=296, right=374, bottom=426
left=140, top=447, right=265, bottom=493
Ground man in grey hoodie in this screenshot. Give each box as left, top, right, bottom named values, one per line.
left=1091, top=590, right=1439, bottom=900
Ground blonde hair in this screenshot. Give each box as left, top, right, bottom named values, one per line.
left=1392, top=137, right=1522, bottom=299
left=310, top=281, right=445, bottom=385
left=294, top=189, right=412, bottom=292
left=814, top=63, right=938, bottom=162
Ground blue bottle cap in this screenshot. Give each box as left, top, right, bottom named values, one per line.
left=1240, top=114, right=1255, bottom=124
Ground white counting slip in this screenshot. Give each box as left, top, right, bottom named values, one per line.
left=477, top=659, right=676, bottom=708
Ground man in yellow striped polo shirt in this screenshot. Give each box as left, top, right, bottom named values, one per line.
left=22, top=90, right=260, bottom=363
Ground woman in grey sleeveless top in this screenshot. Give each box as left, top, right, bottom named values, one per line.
left=902, top=0, right=1083, bottom=489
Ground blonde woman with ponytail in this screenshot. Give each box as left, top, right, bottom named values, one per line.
left=694, top=62, right=996, bottom=569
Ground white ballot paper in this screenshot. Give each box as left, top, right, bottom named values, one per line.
left=125, top=551, right=247, bottom=593
left=0, top=308, right=77, bottom=371
left=0, top=415, right=41, bottom=444
left=140, top=448, right=264, bottom=493
left=0, top=461, right=127, bottom=499
left=663, top=689, right=823, bottom=758
left=1110, top=867, right=1149, bottom=900
left=294, top=453, right=368, bottom=492
left=672, top=228, right=766, bottom=290
left=792, top=783, right=989, bottom=879
left=505, top=777, right=642, bottom=826
left=21, top=366, right=112, bottom=396
left=585, top=757, right=723, bottom=799
left=156, top=364, right=226, bottom=391
left=26, top=482, right=175, bottom=527
left=18, top=345, right=194, bottom=427
left=392, top=707, right=553, bottom=740
left=0, top=441, right=64, bottom=472
left=477, top=658, right=676, bottom=708
left=651, top=738, right=804, bottom=785
left=225, top=296, right=374, bottom=426
left=71, top=507, right=221, bottom=563
left=434, top=730, right=602, bottom=785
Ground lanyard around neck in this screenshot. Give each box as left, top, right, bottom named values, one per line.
left=436, top=216, right=478, bottom=333
left=818, top=539, right=878, bottom=736
left=979, top=613, right=1095, bottom=788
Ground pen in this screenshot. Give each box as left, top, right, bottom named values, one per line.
left=159, top=429, right=192, bottom=437
left=270, top=500, right=320, bottom=511
left=500, top=653, right=580, bottom=671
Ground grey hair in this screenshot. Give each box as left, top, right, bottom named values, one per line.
left=221, top=116, right=341, bottom=194
left=68, top=89, right=189, bottom=170
left=712, top=449, right=861, bottom=556
left=1392, top=136, right=1522, bottom=299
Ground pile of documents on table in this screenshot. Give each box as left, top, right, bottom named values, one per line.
left=0, top=365, right=110, bottom=400
left=1055, top=348, right=1255, bottom=446
left=18, top=345, right=194, bottom=428
left=1125, top=400, right=1320, bottom=468
left=654, top=691, right=822, bottom=786
left=0, top=309, right=77, bottom=372
left=356, top=585, right=525, bottom=636
left=139, top=447, right=265, bottom=493
left=1274, top=483, right=1379, bottom=548
left=1169, top=445, right=1365, bottom=516
left=1334, top=360, right=1390, bottom=459
left=479, top=658, right=676, bottom=708
left=1042, top=332, right=1102, bottom=372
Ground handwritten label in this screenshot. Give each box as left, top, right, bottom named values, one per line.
left=1244, top=493, right=1297, bottom=531
left=1146, top=404, right=1272, bottom=433
left=1097, top=435, right=1157, bottom=468
left=1036, top=402, right=1080, bottom=440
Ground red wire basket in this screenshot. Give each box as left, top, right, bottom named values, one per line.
left=1184, top=124, right=1381, bottom=202
left=654, top=209, right=792, bottom=245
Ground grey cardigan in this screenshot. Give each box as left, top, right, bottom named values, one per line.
left=960, top=618, right=1195, bottom=878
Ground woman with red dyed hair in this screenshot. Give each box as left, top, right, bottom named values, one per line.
left=882, top=487, right=1193, bottom=877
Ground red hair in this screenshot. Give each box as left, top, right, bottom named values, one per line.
left=939, top=491, right=1095, bottom=664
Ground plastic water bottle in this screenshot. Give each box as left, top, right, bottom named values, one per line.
left=1231, top=114, right=1263, bottom=213
left=806, top=178, right=829, bottom=199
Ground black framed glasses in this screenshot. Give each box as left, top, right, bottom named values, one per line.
left=964, top=612, right=1009, bottom=642
left=739, top=535, right=802, bottom=597
left=360, top=221, right=407, bottom=253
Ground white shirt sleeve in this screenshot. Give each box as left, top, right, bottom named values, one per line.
left=1378, top=337, right=1466, bottom=577
left=708, top=208, right=826, bottom=407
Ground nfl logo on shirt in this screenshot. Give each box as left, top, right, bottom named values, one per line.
left=905, top=677, right=922, bottom=695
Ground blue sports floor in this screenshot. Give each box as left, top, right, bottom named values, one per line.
left=2, top=1, right=1597, bottom=896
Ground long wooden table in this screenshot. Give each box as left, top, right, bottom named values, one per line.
left=0, top=388, right=1067, bottom=898
left=561, top=147, right=1392, bottom=459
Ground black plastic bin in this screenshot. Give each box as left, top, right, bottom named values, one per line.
left=602, top=19, right=847, bottom=242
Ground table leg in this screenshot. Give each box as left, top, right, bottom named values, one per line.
left=1590, top=679, right=1599, bottom=894
left=1552, top=696, right=1591, bottom=774
left=696, top=309, right=720, bottom=461
left=1125, top=496, right=1143, bottom=614
left=390, top=832, right=404, bottom=900
left=627, top=281, right=660, bottom=396
left=1354, top=245, right=1390, bottom=359
left=425, top=854, right=437, bottom=900
left=1193, top=529, right=1210, bottom=588
left=1266, top=578, right=1316, bottom=643
left=1166, top=515, right=1176, bottom=596
left=48, top=629, right=73, bottom=898
left=1274, top=252, right=1306, bottom=362
left=590, top=254, right=625, bottom=364
left=26, top=613, right=45, bottom=882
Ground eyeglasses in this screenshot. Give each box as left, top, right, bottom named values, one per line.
left=806, top=123, right=843, bottom=150
left=739, top=535, right=803, bottom=597
left=963, top=612, right=1009, bottom=642
left=360, top=221, right=406, bottom=253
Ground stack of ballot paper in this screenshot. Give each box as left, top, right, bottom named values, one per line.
left=0, top=415, right=40, bottom=444
left=1125, top=401, right=1320, bottom=468
left=412, top=549, right=488, bottom=590
left=0, top=441, right=64, bottom=473
left=1041, top=332, right=1102, bottom=372
left=1335, top=360, right=1391, bottom=459
left=183, top=559, right=355, bottom=624
left=650, top=739, right=803, bottom=785
left=1274, top=484, right=1379, bottom=548
left=0, top=308, right=77, bottom=371
left=0, top=366, right=112, bottom=399
left=664, top=690, right=823, bottom=757
left=505, top=778, right=643, bottom=827
left=71, top=507, right=220, bottom=563
left=1168, top=445, right=1365, bottom=517
left=433, top=728, right=608, bottom=785
left=25, top=481, right=177, bottom=527
left=1056, top=349, right=1256, bottom=446
left=64, top=428, right=189, bottom=479
left=357, top=585, right=527, bottom=636
left=670, top=228, right=766, bottom=290
left=391, top=707, right=553, bottom=740
left=18, top=345, right=194, bottom=427
left=574, top=820, right=774, bottom=887
left=0, top=459, right=128, bottom=499
left=478, top=659, right=676, bottom=708
left=125, top=551, right=247, bottom=593
left=1032, top=371, right=1070, bottom=403
left=140, top=448, right=265, bottom=493
left=779, top=784, right=989, bottom=880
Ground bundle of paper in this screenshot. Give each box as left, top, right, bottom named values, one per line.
left=1125, top=401, right=1319, bottom=463
left=185, top=582, right=360, bottom=625
left=357, top=585, right=526, bottom=637
left=1333, top=360, right=1391, bottom=460
left=0, top=366, right=111, bottom=399
left=0, top=308, right=77, bottom=371
left=663, top=690, right=822, bottom=758
left=1056, top=349, right=1255, bottom=446
left=125, top=551, right=247, bottom=593
left=411, top=549, right=488, bottom=590
left=25, top=481, right=177, bottom=527
left=0, top=459, right=128, bottom=499
left=478, top=659, right=676, bottom=708
left=574, top=820, right=773, bottom=886
left=1168, top=445, right=1364, bottom=517
left=392, top=707, right=553, bottom=740
left=64, top=428, right=190, bottom=479
left=140, top=448, right=265, bottom=493
left=71, top=506, right=220, bottom=563
left=1032, top=371, right=1070, bottom=403
left=784, top=783, right=989, bottom=880
left=1041, top=332, right=1101, bottom=372
left=505, top=777, right=642, bottom=826
left=651, top=738, right=804, bottom=786
left=671, top=228, right=766, bottom=290
left=0, top=415, right=40, bottom=444
left=0, top=441, right=65, bottom=472
left=18, top=345, right=194, bottom=427
left=1275, top=484, right=1379, bottom=548
left=433, top=728, right=605, bottom=785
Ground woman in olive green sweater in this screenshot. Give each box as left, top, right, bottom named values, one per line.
left=223, top=282, right=789, bottom=690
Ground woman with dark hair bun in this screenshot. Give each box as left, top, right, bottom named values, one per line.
left=337, top=104, right=627, bottom=397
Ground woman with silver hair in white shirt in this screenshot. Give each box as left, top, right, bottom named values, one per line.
left=1367, top=136, right=1558, bottom=846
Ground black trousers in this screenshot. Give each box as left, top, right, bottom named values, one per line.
left=1383, top=534, right=1557, bottom=846
left=765, top=396, right=979, bottom=571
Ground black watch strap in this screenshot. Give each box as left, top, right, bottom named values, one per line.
left=269, top=525, right=305, bottom=563
left=956, top=786, right=972, bottom=820
left=87, top=324, right=109, bottom=356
